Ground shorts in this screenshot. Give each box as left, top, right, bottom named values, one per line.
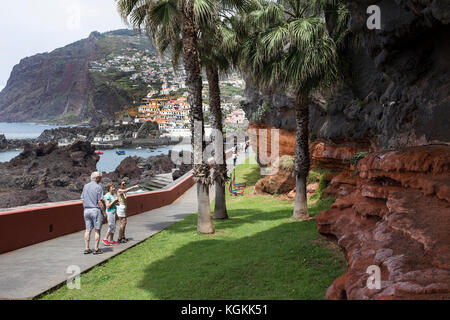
left=84, top=208, right=102, bottom=230
left=117, top=204, right=127, bottom=218
left=107, top=211, right=116, bottom=233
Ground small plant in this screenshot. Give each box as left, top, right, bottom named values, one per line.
left=278, top=155, right=294, bottom=171
left=350, top=151, right=369, bottom=175
left=252, top=100, right=272, bottom=122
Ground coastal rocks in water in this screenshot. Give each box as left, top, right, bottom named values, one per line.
left=0, top=141, right=98, bottom=208
left=102, top=153, right=179, bottom=190
left=0, top=134, right=7, bottom=150
left=316, top=145, right=450, bottom=300
left=0, top=189, right=50, bottom=208
left=37, top=122, right=160, bottom=143
left=114, top=156, right=143, bottom=180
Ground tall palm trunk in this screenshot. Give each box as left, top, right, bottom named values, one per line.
left=206, top=64, right=228, bottom=220
left=292, top=93, right=310, bottom=219
left=181, top=0, right=214, bottom=233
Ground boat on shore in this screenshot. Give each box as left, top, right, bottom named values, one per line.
left=116, top=150, right=126, bottom=155
left=95, top=151, right=104, bottom=155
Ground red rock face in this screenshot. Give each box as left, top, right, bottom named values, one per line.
left=247, top=123, right=296, bottom=163
left=310, top=140, right=373, bottom=173
left=316, top=145, right=450, bottom=300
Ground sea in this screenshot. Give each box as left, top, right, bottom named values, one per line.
left=0, top=122, right=191, bottom=172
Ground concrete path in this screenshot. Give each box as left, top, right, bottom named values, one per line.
left=0, top=149, right=253, bottom=300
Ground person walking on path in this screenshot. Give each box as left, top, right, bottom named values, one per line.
left=103, top=183, right=120, bottom=246
left=117, top=180, right=140, bottom=243
left=81, top=172, right=107, bottom=255
left=232, top=152, right=238, bottom=167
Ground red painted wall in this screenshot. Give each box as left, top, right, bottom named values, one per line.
left=0, top=147, right=235, bottom=254
left=0, top=173, right=195, bottom=254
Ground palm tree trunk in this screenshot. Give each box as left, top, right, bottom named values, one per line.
left=206, top=64, right=228, bottom=220
left=181, top=0, right=214, bottom=233
left=292, top=93, right=310, bottom=219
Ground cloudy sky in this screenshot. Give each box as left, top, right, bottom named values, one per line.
left=0, top=0, right=129, bottom=91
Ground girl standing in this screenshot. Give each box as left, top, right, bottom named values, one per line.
left=117, top=181, right=140, bottom=243
left=103, top=183, right=119, bottom=246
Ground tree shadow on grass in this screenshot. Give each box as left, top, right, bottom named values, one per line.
left=137, top=206, right=345, bottom=300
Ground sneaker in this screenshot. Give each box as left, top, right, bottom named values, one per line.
left=102, top=239, right=111, bottom=246
left=110, top=241, right=120, bottom=245
left=118, top=238, right=128, bottom=243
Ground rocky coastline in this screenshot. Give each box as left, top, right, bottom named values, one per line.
left=0, top=141, right=192, bottom=210
left=0, top=121, right=186, bottom=152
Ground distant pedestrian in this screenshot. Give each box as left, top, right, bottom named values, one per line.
left=245, top=141, right=249, bottom=152
left=232, top=152, right=238, bottom=167
left=103, top=183, right=119, bottom=246
left=117, top=180, right=140, bottom=243
left=81, top=172, right=107, bottom=255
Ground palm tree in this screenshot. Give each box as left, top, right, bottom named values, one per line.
left=117, top=0, right=215, bottom=233
left=236, top=0, right=346, bottom=219
left=200, top=20, right=231, bottom=220
left=136, top=0, right=249, bottom=220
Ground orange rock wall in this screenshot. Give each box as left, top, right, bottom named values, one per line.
left=316, top=145, right=450, bottom=299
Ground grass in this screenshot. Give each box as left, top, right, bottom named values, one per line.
left=41, top=159, right=345, bottom=300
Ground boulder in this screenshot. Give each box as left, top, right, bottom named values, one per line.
left=0, top=134, right=7, bottom=150
left=0, top=141, right=98, bottom=209
left=0, top=190, right=49, bottom=208
left=114, top=156, right=143, bottom=180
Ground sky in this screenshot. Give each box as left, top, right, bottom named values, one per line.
left=0, top=0, right=129, bottom=91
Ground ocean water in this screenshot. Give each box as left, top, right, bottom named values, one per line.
left=96, top=144, right=192, bottom=172
left=0, top=149, right=22, bottom=162
left=0, top=145, right=192, bottom=171
left=0, top=122, right=193, bottom=172
left=0, top=122, right=67, bottom=139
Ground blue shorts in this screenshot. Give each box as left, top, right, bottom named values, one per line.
left=84, top=208, right=103, bottom=230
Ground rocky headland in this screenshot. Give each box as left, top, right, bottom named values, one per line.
left=0, top=29, right=154, bottom=124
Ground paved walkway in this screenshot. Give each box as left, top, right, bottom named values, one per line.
left=0, top=150, right=252, bottom=299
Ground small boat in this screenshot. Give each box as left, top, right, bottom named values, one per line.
left=116, top=150, right=126, bottom=155
left=95, top=151, right=104, bottom=155
left=136, top=146, right=142, bottom=150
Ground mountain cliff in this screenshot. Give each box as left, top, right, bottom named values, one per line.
left=0, top=29, right=155, bottom=125
left=241, top=0, right=450, bottom=299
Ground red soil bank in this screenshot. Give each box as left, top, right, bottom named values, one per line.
left=316, top=145, right=450, bottom=299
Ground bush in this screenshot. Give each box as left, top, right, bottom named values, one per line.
left=350, top=151, right=368, bottom=175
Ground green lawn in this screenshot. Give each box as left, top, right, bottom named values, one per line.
left=41, top=160, right=345, bottom=300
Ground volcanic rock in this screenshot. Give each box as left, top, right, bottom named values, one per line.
left=0, top=190, right=50, bottom=208
left=0, top=134, right=7, bottom=150
left=316, top=145, right=450, bottom=300
left=0, top=141, right=98, bottom=209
